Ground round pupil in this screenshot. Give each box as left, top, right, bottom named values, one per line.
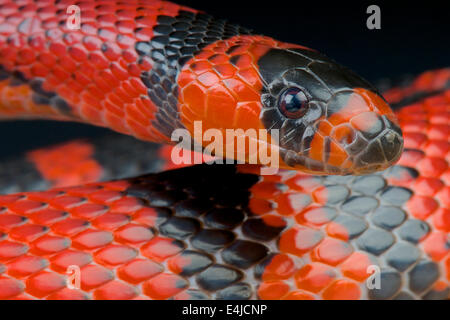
left=280, top=88, right=308, bottom=117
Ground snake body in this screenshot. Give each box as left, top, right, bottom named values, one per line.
left=0, top=0, right=448, bottom=300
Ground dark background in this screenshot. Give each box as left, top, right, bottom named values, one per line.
left=1, top=0, right=449, bottom=157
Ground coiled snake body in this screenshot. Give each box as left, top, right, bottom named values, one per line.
left=0, top=0, right=448, bottom=300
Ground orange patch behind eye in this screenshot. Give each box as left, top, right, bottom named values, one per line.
left=178, top=35, right=270, bottom=135
left=27, top=141, right=103, bottom=188
left=177, top=36, right=309, bottom=164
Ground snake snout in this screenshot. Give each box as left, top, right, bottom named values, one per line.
left=352, top=118, right=404, bottom=174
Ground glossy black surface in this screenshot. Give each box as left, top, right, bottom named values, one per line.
left=137, top=10, right=251, bottom=137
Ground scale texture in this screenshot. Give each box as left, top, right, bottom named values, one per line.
left=0, top=0, right=448, bottom=300
left=0, top=82, right=448, bottom=300
left=0, top=0, right=404, bottom=174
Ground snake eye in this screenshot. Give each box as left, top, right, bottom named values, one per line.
left=278, top=87, right=308, bottom=119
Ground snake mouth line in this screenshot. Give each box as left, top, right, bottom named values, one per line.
left=278, top=116, right=404, bottom=175
left=351, top=129, right=404, bottom=174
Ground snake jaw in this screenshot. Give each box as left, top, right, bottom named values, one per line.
left=351, top=124, right=404, bottom=174
left=282, top=105, right=404, bottom=175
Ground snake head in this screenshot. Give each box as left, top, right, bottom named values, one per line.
left=257, top=47, right=404, bottom=175
left=178, top=36, right=403, bottom=175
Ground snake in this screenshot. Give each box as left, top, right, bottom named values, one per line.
left=0, top=0, right=448, bottom=300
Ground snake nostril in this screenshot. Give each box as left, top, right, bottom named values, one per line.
left=381, top=131, right=404, bottom=162
left=343, top=131, right=356, bottom=145
left=332, top=125, right=356, bottom=147
left=346, top=134, right=368, bottom=155
left=339, top=129, right=356, bottom=146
